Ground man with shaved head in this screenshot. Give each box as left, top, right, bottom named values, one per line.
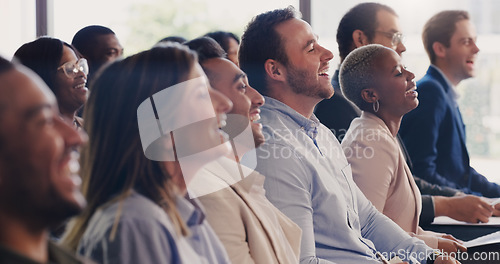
left=0, top=56, right=88, bottom=263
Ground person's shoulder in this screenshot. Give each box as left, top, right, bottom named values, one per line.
left=344, top=114, right=391, bottom=139
left=261, top=107, right=292, bottom=130
left=111, top=192, right=166, bottom=221
left=83, top=193, right=175, bottom=241
left=417, top=73, right=447, bottom=97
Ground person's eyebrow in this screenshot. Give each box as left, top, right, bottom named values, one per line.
left=391, top=64, right=402, bottom=73
left=302, top=34, right=320, bottom=50
left=460, top=37, right=475, bottom=42
left=232, top=73, right=246, bottom=84
left=22, top=104, right=52, bottom=121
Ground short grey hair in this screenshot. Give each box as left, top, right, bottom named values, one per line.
left=339, top=44, right=388, bottom=110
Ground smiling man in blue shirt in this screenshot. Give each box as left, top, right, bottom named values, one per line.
left=238, top=6, right=458, bottom=264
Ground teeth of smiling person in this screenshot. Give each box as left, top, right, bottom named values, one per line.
left=405, top=88, right=417, bottom=95
left=74, top=83, right=86, bottom=89
left=318, top=68, right=329, bottom=75
left=218, top=114, right=227, bottom=128
left=250, top=114, right=261, bottom=122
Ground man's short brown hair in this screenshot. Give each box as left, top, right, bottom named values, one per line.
left=422, top=10, right=470, bottom=64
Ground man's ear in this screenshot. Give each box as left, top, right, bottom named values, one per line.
left=361, top=88, right=379, bottom=103
left=264, top=59, right=285, bottom=82
left=432, top=42, right=447, bottom=59
left=352, top=29, right=369, bottom=48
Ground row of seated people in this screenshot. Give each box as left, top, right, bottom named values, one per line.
left=2, top=3, right=500, bottom=264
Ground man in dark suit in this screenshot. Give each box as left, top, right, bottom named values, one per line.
left=400, top=10, right=500, bottom=198
left=315, top=3, right=498, bottom=225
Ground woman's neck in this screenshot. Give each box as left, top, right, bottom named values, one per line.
left=372, top=110, right=402, bottom=137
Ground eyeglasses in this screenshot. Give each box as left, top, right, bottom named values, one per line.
left=376, top=31, right=405, bottom=47
left=57, top=58, right=88, bottom=78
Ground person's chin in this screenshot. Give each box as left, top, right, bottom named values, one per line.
left=58, top=186, right=87, bottom=212
left=468, top=71, right=475, bottom=79
left=45, top=190, right=86, bottom=227
left=253, top=137, right=265, bottom=149
left=251, top=123, right=265, bottom=147
left=318, top=86, right=334, bottom=99
left=54, top=169, right=86, bottom=215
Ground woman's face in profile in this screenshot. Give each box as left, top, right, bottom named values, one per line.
left=373, top=49, right=418, bottom=116
left=169, top=63, right=233, bottom=161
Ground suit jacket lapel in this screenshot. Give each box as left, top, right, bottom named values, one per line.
left=427, top=67, right=470, bottom=162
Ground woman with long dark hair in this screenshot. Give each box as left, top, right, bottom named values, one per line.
left=62, top=43, right=232, bottom=264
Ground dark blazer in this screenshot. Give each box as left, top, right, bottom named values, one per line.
left=400, top=65, right=500, bottom=198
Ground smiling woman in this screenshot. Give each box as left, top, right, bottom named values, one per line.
left=311, top=0, right=500, bottom=180
left=61, top=42, right=233, bottom=264
left=13, top=37, right=88, bottom=129
left=340, top=44, right=465, bottom=254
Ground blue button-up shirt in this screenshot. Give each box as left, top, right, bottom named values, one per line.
left=78, top=191, right=230, bottom=264
left=256, top=97, right=433, bottom=264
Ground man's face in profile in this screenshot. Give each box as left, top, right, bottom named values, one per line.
left=0, top=67, right=86, bottom=224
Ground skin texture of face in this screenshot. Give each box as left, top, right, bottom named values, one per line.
left=89, top=34, right=123, bottom=72
left=371, top=9, right=406, bottom=56
left=202, top=58, right=265, bottom=148
left=372, top=49, right=418, bottom=118
left=167, top=63, right=233, bottom=159
left=166, top=63, right=233, bottom=191
left=0, top=67, right=86, bottom=226
left=438, top=19, right=480, bottom=85
left=226, top=37, right=240, bottom=66
left=54, top=46, right=88, bottom=117
left=276, top=18, right=334, bottom=100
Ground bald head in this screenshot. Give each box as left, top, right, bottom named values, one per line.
left=0, top=64, right=57, bottom=143
left=0, top=64, right=55, bottom=113
left=0, top=59, right=86, bottom=229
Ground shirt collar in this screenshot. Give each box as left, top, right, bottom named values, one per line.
left=176, top=195, right=205, bottom=226
left=263, top=96, right=320, bottom=141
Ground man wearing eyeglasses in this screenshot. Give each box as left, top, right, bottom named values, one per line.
left=315, top=2, right=499, bottom=228
left=315, top=2, right=405, bottom=142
